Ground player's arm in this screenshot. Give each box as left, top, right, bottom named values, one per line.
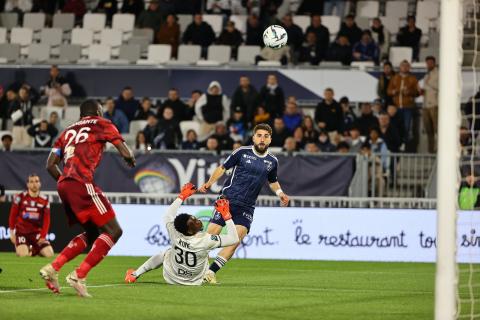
left=8, top=195, right=20, bottom=244
left=114, top=141, right=136, bottom=168
left=164, top=183, right=197, bottom=225
left=208, top=199, right=239, bottom=248
left=46, top=151, right=62, bottom=181
left=198, top=166, right=225, bottom=193
left=267, top=161, right=289, bottom=207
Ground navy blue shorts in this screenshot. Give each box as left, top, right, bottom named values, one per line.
left=209, top=202, right=255, bottom=232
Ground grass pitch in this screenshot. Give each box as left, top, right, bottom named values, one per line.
left=0, top=253, right=436, bottom=319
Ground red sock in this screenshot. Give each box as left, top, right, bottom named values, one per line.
left=52, top=233, right=88, bottom=271
left=76, top=233, right=115, bottom=279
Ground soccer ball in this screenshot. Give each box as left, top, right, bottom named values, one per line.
left=263, top=25, right=288, bottom=49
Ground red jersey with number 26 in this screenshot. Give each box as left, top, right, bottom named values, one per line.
left=52, top=116, right=124, bottom=184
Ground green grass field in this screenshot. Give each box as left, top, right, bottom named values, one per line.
left=0, top=253, right=440, bottom=320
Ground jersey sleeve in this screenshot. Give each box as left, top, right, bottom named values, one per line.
left=267, top=159, right=279, bottom=183
left=51, top=135, right=64, bottom=158
left=222, top=149, right=242, bottom=170
left=8, top=194, right=21, bottom=230
left=201, top=233, right=224, bottom=250
left=40, top=201, right=50, bottom=239
left=98, top=121, right=124, bottom=145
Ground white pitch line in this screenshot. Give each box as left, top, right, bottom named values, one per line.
left=0, top=283, right=128, bottom=294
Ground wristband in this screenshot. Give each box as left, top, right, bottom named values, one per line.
left=275, top=189, right=283, bottom=196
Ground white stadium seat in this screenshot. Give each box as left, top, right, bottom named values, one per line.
left=294, top=15, right=311, bottom=33
left=23, top=13, right=45, bottom=31
left=321, top=16, right=341, bottom=35
left=136, top=44, right=172, bottom=64
left=83, top=13, right=106, bottom=32
left=237, top=45, right=261, bottom=65
left=86, top=44, right=111, bottom=63
left=389, top=47, right=413, bottom=66
left=129, top=120, right=148, bottom=134
left=356, top=1, right=380, bottom=18
left=0, top=27, right=6, bottom=44
left=10, top=27, right=33, bottom=55
left=203, top=14, right=223, bottom=35
left=385, top=1, right=409, bottom=19
left=229, top=15, right=247, bottom=34
left=112, top=14, right=135, bottom=40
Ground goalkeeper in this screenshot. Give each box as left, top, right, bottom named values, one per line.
left=124, top=183, right=239, bottom=285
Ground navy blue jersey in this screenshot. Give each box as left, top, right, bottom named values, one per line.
left=221, top=146, right=279, bottom=208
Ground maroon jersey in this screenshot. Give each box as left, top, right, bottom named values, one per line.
left=9, top=191, right=50, bottom=238
left=52, top=116, right=124, bottom=184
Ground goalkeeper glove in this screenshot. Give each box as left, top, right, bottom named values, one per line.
left=179, top=183, right=196, bottom=201
left=215, top=198, right=232, bottom=221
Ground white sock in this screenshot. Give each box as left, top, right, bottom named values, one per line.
left=132, top=251, right=165, bottom=278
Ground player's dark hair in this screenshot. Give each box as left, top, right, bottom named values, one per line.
left=174, top=213, right=191, bottom=236
left=80, top=99, right=100, bottom=117
left=27, top=173, right=40, bottom=182
left=253, top=123, right=272, bottom=136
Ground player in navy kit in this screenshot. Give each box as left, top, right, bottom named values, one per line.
left=199, top=123, right=289, bottom=283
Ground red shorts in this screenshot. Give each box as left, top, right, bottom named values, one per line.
left=57, top=179, right=115, bottom=227
left=16, top=232, right=51, bottom=256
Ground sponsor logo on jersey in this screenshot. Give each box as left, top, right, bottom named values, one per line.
left=211, top=235, right=220, bottom=242
left=246, top=159, right=252, bottom=164
left=243, top=154, right=257, bottom=160
left=178, top=268, right=193, bottom=277
left=242, top=212, right=253, bottom=222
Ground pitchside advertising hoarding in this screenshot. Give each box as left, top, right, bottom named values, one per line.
left=1, top=203, right=478, bottom=263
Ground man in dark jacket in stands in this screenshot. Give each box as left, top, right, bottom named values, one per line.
left=245, top=14, right=264, bottom=46
left=210, top=122, right=234, bottom=151
left=337, top=14, right=362, bottom=47
left=134, top=98, right=156, bottom=120
left=305, top=14, right=330, bottom=55
left=115, top=86, right=141, bottom=122
left=396, top=15, right=422, bottom=61
left=271, top=117, right=290, bottom=147
left=230, top=76, right=259, bottom=124
left=314, top=88, right=343, bottom=134
left=158, top=88, right=192, bottom=122
left=281, top=14, right=304, bottom=54
left=355, top=102, right=379, bottom=136
left=136, top=0, right=162, bottom=32
left=378, top=112, right=401, bottom=152
left=259, top=74, right=285, bottom=117
left=183, top=14, right=216, bottom=58
left=156, top=106, right=182, bottom=149
left=27, top=120, right=58, bottom=148
left=325, top=35, right=352, bottom=65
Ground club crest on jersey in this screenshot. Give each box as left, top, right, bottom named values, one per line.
left=264, top=160, right=273, bottom=171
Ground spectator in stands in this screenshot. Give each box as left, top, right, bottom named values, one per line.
left=464, top=88, right=480, bottom=132
left=211, top=122, right=234, bottom=151
left=206, top=0, right=230, bottom=15
left=297, top=0, right=323, bottom=15
left=227, top=106, right=247, bottom=141
left=396, top=16, right=422, bottom=61
left=302, top=115, right=319, bottom=143
left=183, top=14, right=216, bottom=58
left=372, top=99, right=383, bottom=117
left=378, top=112, right=401, bottom=153
left=421, top=56, right=439, bottom=153
left=159, top=88, right=191, bottom=122
left=337, top=15, right=362, bottom=47
left=155, top=14, right=180, bottom=57
left=205, top=136, right=220, bottom=154
left=377, top=61, right=395, bottom=107
left=386, top=104, right=405, bottom=143
left=306, top=15, right=330, bottom=56
left=48, top=111, right=62, bottom=134
left=174, top=0, right=202, bottom=14
left=352, top=30, right=379, bottom=65
left=259, top=0, right=283, bottom=25
left=181, top=129, right=200, bottom=150
left=230, top=76, right=259, bottom=124
left=156, top=106, right=182, bottom=149
left=245, top=14, right=263, bottom=46
left=317, top=130, right=336, bottom=152
left=115, top=86, right=141, bottom=122
left=339, top=96, right=356, bottom=133
left=293, top=126, right=305, bottom=150
left=387, top=60, right=420, bottom=151
left=143, top=114, right=160, bottom=147
left=355, top=102, right=379, bottom=136
left=186, top=89, right=202, bottom=115
left=323, top=0, right=346, bottom=18
left=95, top=0, right=117, bottom=23
left=305, top=142, right=320, bottom=153
left=157, top=0, right=176, bottom=20
left=259, top=74, right=285, bottom=117
left=195, top=81, right=230, bottom=136
left=121, top=0, right=144, bottom=17
left=42, top=65, right=72, bottom=109
left=9, top=85, right=34, bottom=148
left=103, top=97, right=129, bottom=133
left=315, top=88, right=343, bottom=136
left=368, top=127, right=389, bottom=171
left=27, top=120, right=58, bottom=148
left=253, top=105, right=271, bottom=126
left=370, top=17, right=390, bottom=60
left=0, top=85, right=7, bottom=130
left=337, top=141, right=350, bottom=153
left=31, top=0, right=57, bottom=15
left=360, top=141, right=385, bottom=196
left=346, top=126, right=365, bottom=153
left=283, top=137, right=298, bottom=153
left=134, top=97, right=156, bottom=120
left=1, top=133, right=13, bottom=151
left=137, top=0, right=162, bottom=32
left=282, top=14, right=304, bottom=55
left=256, top=45, right=291, bottom=66
left=282, top=100, right=302, bottom=134
left=233, top=140, right=243, bottom=150
left=271, top=117, right=289, bottom=147
left=62, top=0, right=86, bottom=21
left=325, top=35, right=352, bottom=66
left=135, top=131, right=150, bottom=153
left=217, top=21, right=244, bottom=59
left=298, top=31, right=323, bottom=65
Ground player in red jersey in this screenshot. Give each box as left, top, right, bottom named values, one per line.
left=40, top=99, right=136, bottom=297
left=9, top=174, right=54, bottom=258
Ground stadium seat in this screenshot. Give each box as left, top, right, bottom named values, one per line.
left=229, top=15, right=247, bottom=34
left=57, top=44, right=82, bottom=63
left=173, top=44, right=201, bottom=64
left=136, top=44, right=172, bottom=64
left=40, top=106, right=63, bottom=121
left=177, top=14, right=192, bottom=34
left=40, top=28, right=63, bottom=55
left=129, top=120, right=148, bottom=135
left=0, top=13, right=19, bottom=28
left=108, top=44, right=141, bottom=64
left=53, top=13, right=75, bottom=31
left=257, top=60, right=282, bottom=67
left=23, top=13, right=45, bottom=31
left=199, top=45, right=231, bottom=65
left=321, top=16, right=341, bottom=35
left=26, top=43, right=50, bottom=63
left=84, top=44, right=111, bottom=63
left=236, top=45, right=261, bottom=65
left=350, top=61, right=375, bottom=70
left=0, top=27, right=6, bottom=44
left=179, top=121, right=201, bottom=140
left=71, top=28, right=94, bottom=55
left=294, top=15, right=310, bottom=33
left=319, top=61, right=343, bottom=68
left=385, top=1, right=409, bottom=19
left=417, top=1, right=440, bottom=21
left=112, top=14, right=135, bottom=40
left=83, top=13, right=106, bottom=32
left=0, top=43, right=20, bottom=63
left=356, top=17, right=370, bottom=30
left=389, top=47, right=413, bottom=66
left=10, top=27, right=33, bottom=55
left=100, top=29, right=123, bottom=56
left=64, top=107, right=80, bottom=122
left=376, top=16, right=400, bottom=35
left=203, top=14, right=223, bottom=35
left=356, top=1, right=380, bottom=18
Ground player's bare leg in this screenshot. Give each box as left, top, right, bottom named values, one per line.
left=15, top=244, right=30, bottom=257
left=204, top=224, right=248, bottom=284
left=39, top=243, right=54, bottom=258
left=67, top=218, right=122, bottom=298
left=125, top=251, right=165, bottom=283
